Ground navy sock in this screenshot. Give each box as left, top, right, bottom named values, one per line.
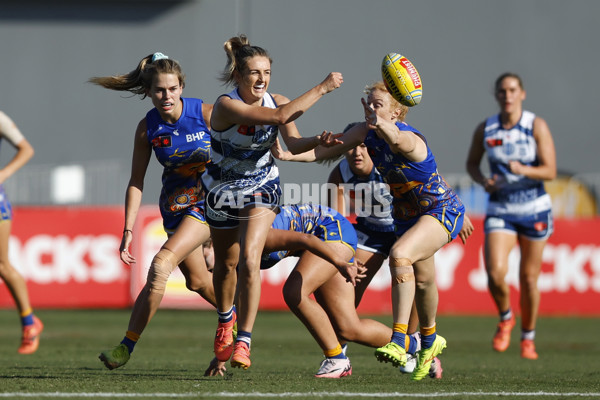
left=421, top=332, right=437, bottom=349
left=217, top=307, right=235, bottom=323
left=121, top=337, right=136, bottom=354
left=236, top=330, right=252, bottom=348
left=500, top=308, right=513, bottom=321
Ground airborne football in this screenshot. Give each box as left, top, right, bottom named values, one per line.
left=381, top=52, right=422, bottom=107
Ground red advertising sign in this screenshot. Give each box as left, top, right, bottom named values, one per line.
left=0, top=207, right=129, bottom=308
left=2, top=207, right=599, bottom=316
left=259, top=218, right=600, bottom=316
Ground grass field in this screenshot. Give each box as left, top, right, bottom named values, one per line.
left=0, top=309, right=599, bottom=399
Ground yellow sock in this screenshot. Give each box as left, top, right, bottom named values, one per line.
left=420, top=324, right=436, bottom=337
left=20, top=308, right=33, bottom=318
left=324, top=343, right=343, bottom=358
left=393, top=323, right=408, bottom=334
left=125, top=331, right=141, bottom=342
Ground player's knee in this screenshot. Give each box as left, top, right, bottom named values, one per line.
left=239, top=255, right=262, bottom=274
left=185, top=274, right=210, bottom=293
left=335, top=323, right=360, bottom=342
left=147, top=248, right=178, bottom=294
left=519, top=271, right=539, bottom=290
left=487, top=267, right=507, bottom=285
left=389, top=257, right=414, bottom=286
left=237, top=263, right=262, bottom=287
left=415, top=276, right=435, bottom=291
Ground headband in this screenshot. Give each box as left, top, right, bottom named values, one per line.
left=152, top=52, right=169, bottom=62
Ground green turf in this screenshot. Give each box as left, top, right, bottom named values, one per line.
left=0, top=309, right=599, bottom=399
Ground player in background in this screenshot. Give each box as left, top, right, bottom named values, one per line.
left=466, top=72, right=556, bottom=360
left=273, top=81, right=466, bottom=381
left=0, top=111, right=41, bottom=354
left=202, top=34, right=343, bottom=370
left=89, top=53, right=216, bottom=369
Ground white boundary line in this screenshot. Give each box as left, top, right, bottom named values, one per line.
left=1, top=392, right=600, bottom=398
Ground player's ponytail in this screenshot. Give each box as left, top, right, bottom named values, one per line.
left=220, top=34, right=272, bottom=87
left=89, top=53, right=185, bottom=99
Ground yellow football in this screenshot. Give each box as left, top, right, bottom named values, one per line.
left=381, top=53, right=422, bottom=107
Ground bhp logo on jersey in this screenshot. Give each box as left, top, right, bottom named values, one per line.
left=186, top=131, right=207, bottom=142
left=152, top=135, right=172, bottom=148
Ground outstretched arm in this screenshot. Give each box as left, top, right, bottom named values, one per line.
left=211, top=72, right=343, bottom=130
left=272, top=123, right=368, bottom=163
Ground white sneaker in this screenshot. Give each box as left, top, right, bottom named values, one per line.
left=428, top=357, right=443, bottom=379
left=398, top=353, right=417, bottom=374
left=314, top=357, right=352, bottom=378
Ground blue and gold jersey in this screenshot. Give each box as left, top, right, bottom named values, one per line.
left=145, top=98, right=210, bottom=224
left=364, top=121, right=464, bottom=237
left=261, top=203, right=357, bottom=269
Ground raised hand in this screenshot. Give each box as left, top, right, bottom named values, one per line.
left=320, top=72, right=344, bottom=94
left=361, top=98, right=378, bottom=128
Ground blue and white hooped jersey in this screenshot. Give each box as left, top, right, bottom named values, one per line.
left=363, top=121, right=464, bottom=224
left=261, top=203, right=357, bottom=269
left=145, top=98, right=211, bottom=222
left=202, top=88, right=280, bottom=197
left=483, top=110, right=551, bottom=216
left=338, top=158, right=394, bottom=232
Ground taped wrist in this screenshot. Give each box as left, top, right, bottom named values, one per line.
left=147, top=248, right=178, bottom=294
left=389, top=257, right=414, bottom=286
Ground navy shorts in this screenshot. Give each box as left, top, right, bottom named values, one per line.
left=204, top=180, right=281, bottom=229
left=484, top=209, right=553, bottom=240
left=353, top=223, right=396, bottom=257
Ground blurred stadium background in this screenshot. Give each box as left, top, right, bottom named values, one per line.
left=1, top=1, right=599, bottom=314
